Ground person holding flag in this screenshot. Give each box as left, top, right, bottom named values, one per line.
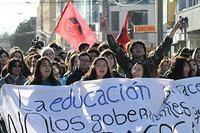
left=101, top=15, right=184, bottom=78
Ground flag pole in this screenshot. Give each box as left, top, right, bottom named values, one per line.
left=46, top=0, right=71, bottom=45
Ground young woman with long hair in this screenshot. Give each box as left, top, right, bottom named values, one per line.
left=131, top=61, right=152, bottom=78
left=27, top=57, right=61, bottom=86
left=0, top=58, right=27, bottom=88
left=82, top=57, right=111, bottom=80
left=163, top=57, right=191, bottom=80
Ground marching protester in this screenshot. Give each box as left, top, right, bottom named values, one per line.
left=100, top=49, right=123, bottom=78
left=87, top=48, right=100, bottom=62
left=156, top=59, right=170, bottom=78
left=65, top=50, right=77, bottom=64
left=26, top=57, right=61, bottom=86
left=82, top=57, right=111, bottom=80
left=91, top=42, right=101, bottom=50
left=131, top=61, right=152, bottom=78
left=2, top=1, right=200, bottom=132
left=6, top=49, right=31, bottom=78
left=163, top=57, right=192, bottom=80
left=28, top=54, right=41, bottom=75
left=49, top=43, right=59, bottom=56
left=78, top=42, right=90, bottom=52
left=65, top=52, right=91, bottom=85
left=0, top=49, right=9, bottom=78
left=52, top=61, right=66, bottom=85
left=63, top=53, right=78, bottom=78
left=101, top=17, right=184, bottom=78
left=178, top=47, right=191, bottom=58
left=188, top=58, right=200, bottom=77
left=40, top=46, right=55, bottom=62
left=58, top=61, right=67, bottom=78
left=98, top=42, right=109, bottom=52
left=192, top=47, right=200, bottom=69
left=0, top=58, right=27, bottom=88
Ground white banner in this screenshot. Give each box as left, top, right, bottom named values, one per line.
left=1, top=77, right=200, bottom=133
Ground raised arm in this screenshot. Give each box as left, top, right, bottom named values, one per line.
left=101, top=16, right=132, bottom=73
left=168, top=18, right=183, bottom=38
left=154, top=18, right=184, bottom=58
left=143, top=19, right=184, bottom=76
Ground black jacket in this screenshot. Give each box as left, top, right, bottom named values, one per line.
left=107, top=34, right=173, bottom=78
left=66, top=68, right=86, bottom=85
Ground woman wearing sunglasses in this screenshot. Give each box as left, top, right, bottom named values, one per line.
left=0, top=58, right=27, bottom=88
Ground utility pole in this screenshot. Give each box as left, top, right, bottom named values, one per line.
left=102, top=0, right=109, bottom=41
left=89, top=0, right=91, bottom=25
left=156, top=0, right=163, bottom=45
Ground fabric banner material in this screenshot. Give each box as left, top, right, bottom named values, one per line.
left=55, top=2, right=97, bottom=49
left=1, top=77, right=200, bottom=133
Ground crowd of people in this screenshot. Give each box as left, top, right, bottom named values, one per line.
left=0, top=18, right=198, bottom=87
left=0, top=18, right=200, bottom=132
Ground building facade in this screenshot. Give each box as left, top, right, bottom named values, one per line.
left=176, top=0, right=200, bottom=50
left=36, top=0, right=57, bottom=44
left=36, top=0, right=158, bottom=49
left=164, top=0, right=200, bottom=53
left=108, top=0, right=156, bottom=48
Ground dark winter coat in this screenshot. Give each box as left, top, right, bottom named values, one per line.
left=107, top=34, right=173, bottom=78
left=66, top=68, right=86, bottom=85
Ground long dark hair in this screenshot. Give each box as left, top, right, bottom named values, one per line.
left=188, top=58, right=200, bottom=76
left=133, top=61, right=152, bottom=78
left=169, top=57, right=192, bottom=80
left=66, top=54, right=78, bottom=75
left=83, top=57, right=111, bottom=80
left=29, top=57, right=58, bottom=85
left=192, top=48, right=200, bottom=60
left=7, top=58, right=22, bottom=75
left=9, top=49, right=31, bottom=77
left=0, top=49, right=9, bottom=71
left=100, top=49, right=117, bottom=69
left=0, top=49, right=9, bottom=59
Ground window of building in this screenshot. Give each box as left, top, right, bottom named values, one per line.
left=192, top=0, right=199, bottom=5
left=128, top=10, right=148, bottom=25
left=179, top=0, right=186, bottom=11
left=189, top=0, right=193, bottom=7
left=92, top=0, right=99, bottom=23
left=111, top=11, right=119, bottom=31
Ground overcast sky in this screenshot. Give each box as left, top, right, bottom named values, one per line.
left=0, top=0, right=39, bottom=34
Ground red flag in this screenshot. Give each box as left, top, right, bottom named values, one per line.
left=116, top=13, right=131, bottom=49
left=55, top=2, right=97, bottom=49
